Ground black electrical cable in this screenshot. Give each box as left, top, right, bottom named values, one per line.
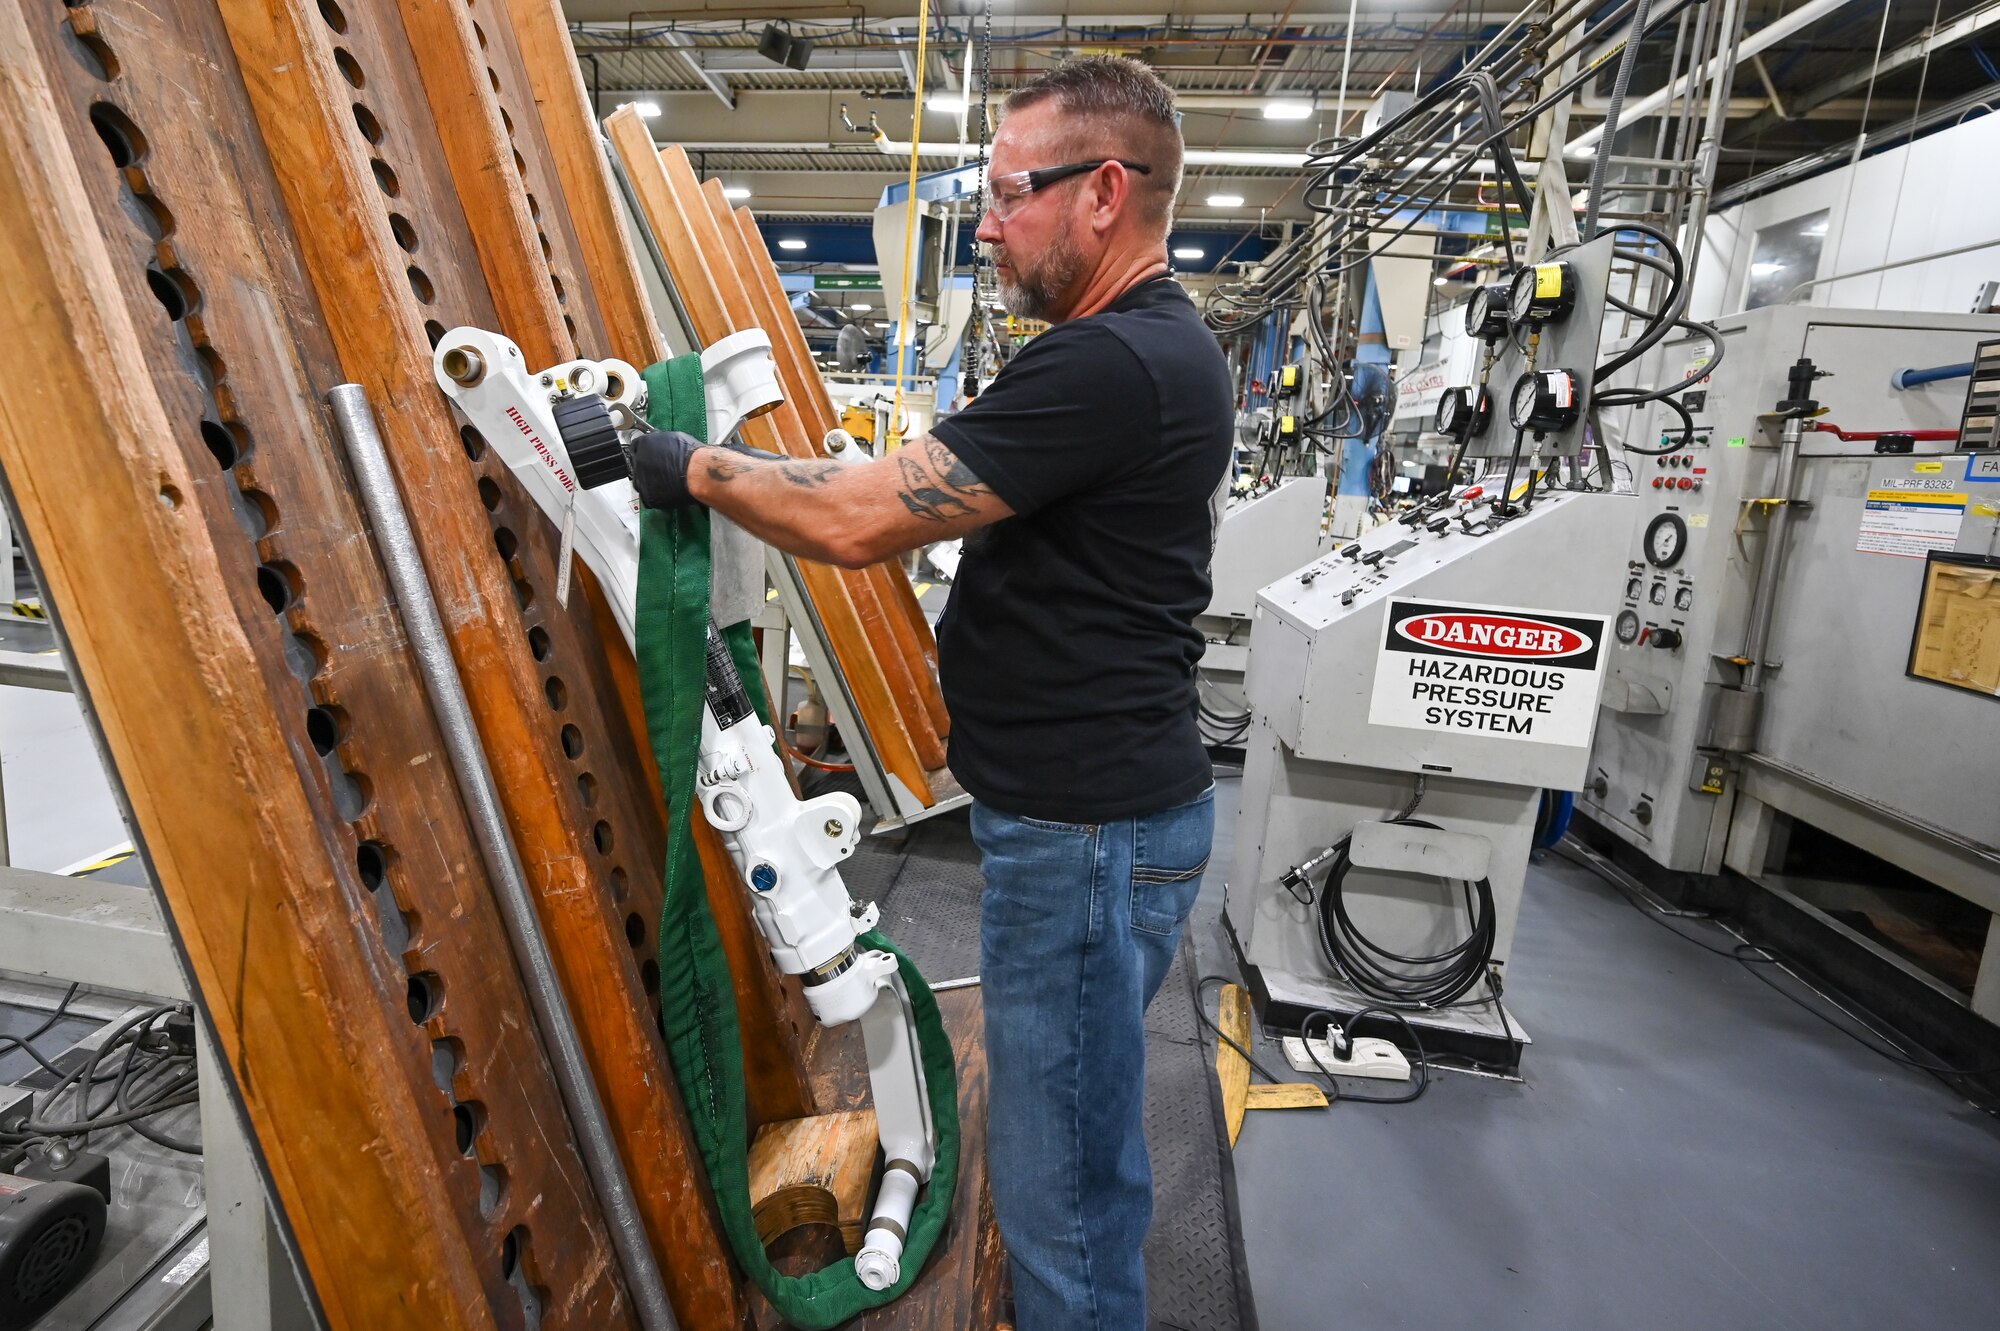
left=0, top=981, right=83, bottom=1079
left=1195, top=978, right=1435, bottom=1110
left=2, top=1001, right=202, bottom=1152
left=1309, top=818, right=1497, bottom=1009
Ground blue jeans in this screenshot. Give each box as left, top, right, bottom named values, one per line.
left=973, top=785, right=1215, bottom=1331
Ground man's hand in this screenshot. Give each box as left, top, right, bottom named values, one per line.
left=629, top=432, right=782, bottom=510
left=629, top=429, right=705, bottom=509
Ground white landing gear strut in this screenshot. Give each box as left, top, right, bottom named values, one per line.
left=432, top=328, right=936, bottom=1288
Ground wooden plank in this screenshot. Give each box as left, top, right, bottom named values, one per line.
left=0, top=13, right=501, bottom=1326
left=1216, top=983, right=1252, bottom=1148
left=747, top=1109, right=879, bottom=1253
left=204, top=4, right=746, bottom=1326
left=496, top=0, right=663, bottom=361
left=1245, top=1084, right=1331, bottom=1110
left=673, top=166, right=947, bottom=777
left=714, top=196, right=951, bottom=747
left=405, top=0, right=815, bottom=1131
left=19, top=2, right=649, bottom=1325
left=606, top=110, right=933, bottom=807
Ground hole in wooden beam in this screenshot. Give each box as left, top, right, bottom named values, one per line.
left=317, top=0, right=347, bottom=34
left=256, top=560, right=301, bottom=615
left=526, top=625, right=550, bottom=661
left=370, top=157, right=399, bottom=198
left=543, top=676, right=566, bottom=711
left=407, top=265, right=434, bottom=304
left=352, top=103, right=383, bottom=146
left=333, top=47, right=364, bottom=89
left=87, top=101, right=145, bottom=168
left=389, top=212, right=418, bottom=253
left=406, top=971, right=442, bottom=1024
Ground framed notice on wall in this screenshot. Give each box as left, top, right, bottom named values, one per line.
left=1905, top=551, right=2000, bottom=698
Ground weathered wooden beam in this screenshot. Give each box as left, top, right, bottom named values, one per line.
left=665, top=165, right=947, bottom=778
left=402, top=0, right=816, bottom=1133
left=607, top=110, right=934, bottom=806
left=714, top=196, right=950, bottom=746
left=0, top=7, right=576, bottom=1325
left=498, top=0, right=663, bottom=362
left=205, top=1, right=747, bottom=1324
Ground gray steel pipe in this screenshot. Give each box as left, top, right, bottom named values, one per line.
left=325, top=385, right=680, bottom=1331
left=1583, top=0, right=1654, bottom=237
left=1741, top=412, right=1806, bottom=694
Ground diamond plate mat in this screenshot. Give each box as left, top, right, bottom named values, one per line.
left=804, top=772, right=1254, bottom=1330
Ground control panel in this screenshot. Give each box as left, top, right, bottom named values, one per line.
left=1251, top=484, right=1634, bottom=792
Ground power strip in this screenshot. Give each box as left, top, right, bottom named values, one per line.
left=1281, top=1034, right=1412, bottom=1082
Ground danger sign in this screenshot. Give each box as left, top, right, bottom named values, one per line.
left=1368, top=598, right=1610, bottom=747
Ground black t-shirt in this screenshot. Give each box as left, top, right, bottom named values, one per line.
left=931, top=276, right=1234, bottom=823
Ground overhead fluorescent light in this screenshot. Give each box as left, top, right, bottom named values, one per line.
left=1750, top=261, right=1784, bottom=276
left=1206, top=193, right=1245, bottom=208
left=927, top=93, right=969, bottom=113
left=1433, top=276, right=1449, bottom=286
left=1172, top=247, right=1204, bottom=260
left=625, top=101, right=662, bottom=120
left=876, top=321, right=892, bottom=329
left=778, top=238, right=808, bottom=251
left=851, top=303, right=873, bottom=311
left=722, top=185, right=751, bottom=200
left=1263, top=100, right=1313, bottom=120
left=1185, top=149, right=1309, bottom=168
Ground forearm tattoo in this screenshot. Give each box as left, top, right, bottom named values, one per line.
left=896, top=453, right=977, bottom=523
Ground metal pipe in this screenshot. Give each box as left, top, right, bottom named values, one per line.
left=1741, top=412, right=1804, bottom=692
left=1676, top=0, right=1748, bottom=301
left=1563, top=0, right=1850, bottom=156
left=324, top=386, right=681, bottom=1331
left=1584, top=0, right=1654, bottom=236
left=1891, top=361, right=1975, bottom=390
left=1782, top=235, right=2000, bottom=304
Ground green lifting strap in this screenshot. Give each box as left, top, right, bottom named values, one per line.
left=634, top=354, right=960, bottom=1328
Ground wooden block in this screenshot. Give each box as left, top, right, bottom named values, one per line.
left=1245, top=1083, right=1331, bottom=1110
left=1216, top=983, right=1253, bottom=1148
left=747, top=1109, right=880, bottom=1254
left=767, top=988, right=1008, bottom=1331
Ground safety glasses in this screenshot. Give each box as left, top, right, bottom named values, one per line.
left=986, top=159, right=1152, bottom=221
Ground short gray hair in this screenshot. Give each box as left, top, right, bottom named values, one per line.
left=1004, top=56, right=1183, bottom=232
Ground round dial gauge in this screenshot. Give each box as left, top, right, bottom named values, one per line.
left=1644, top=512, right=1689, bottom=569
left=1508, top=261, right=1577, bottom=326
left=1509, top=369, right=1581, bottom=433
left=1434, top=385, right=1492, bottom=438
left=1674, top=585, right=1695, bottom=611
left=1465, top=284, right=1511, bottom=341
left=1615, top=609, right=1642, bottom=645
left=1648, top=582, right=1666, bottom=605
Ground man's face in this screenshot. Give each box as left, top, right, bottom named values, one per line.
left=977, top=102, right=1093, bottom=322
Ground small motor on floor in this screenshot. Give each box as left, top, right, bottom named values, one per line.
left=0, top=1170, right=108, bottom=1329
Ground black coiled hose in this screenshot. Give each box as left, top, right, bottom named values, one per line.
left=1313, top=818, right=1496, bottom=1008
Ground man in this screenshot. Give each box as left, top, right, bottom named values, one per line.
left=633, top=56, right=1234, bottom=1330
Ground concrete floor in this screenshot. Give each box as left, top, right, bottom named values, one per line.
left=1198, top=776, right=2000, bottom=1331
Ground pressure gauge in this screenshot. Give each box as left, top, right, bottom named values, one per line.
left=1644, top=512, right=1688, bottom=569
left=1625, top=576, right=1643, bottom=601
left=1615, top=609, right=1642, bottom=645
left=1508, top=261, right=1577, bottom=326
left=1434, top=385, right=1492, bottom=439
left=1509, top=369, right=1581, bottom=433
left=1674, top=585, right=1695, bottom=611
left=1464, top=283, right=1511, bottom=341
left=1648, top=582, right=1666, bottom=605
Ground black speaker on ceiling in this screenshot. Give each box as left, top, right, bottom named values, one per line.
left=757, top=23, right=814, bottom=71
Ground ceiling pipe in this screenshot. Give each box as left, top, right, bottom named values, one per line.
left=1563, top=0, right=1857, bottom=157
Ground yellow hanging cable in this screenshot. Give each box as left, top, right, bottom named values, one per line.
left=889, top=0, right=933, bottom=449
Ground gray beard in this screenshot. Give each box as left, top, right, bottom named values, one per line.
left=997, top=230, right=1085, bottom=321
